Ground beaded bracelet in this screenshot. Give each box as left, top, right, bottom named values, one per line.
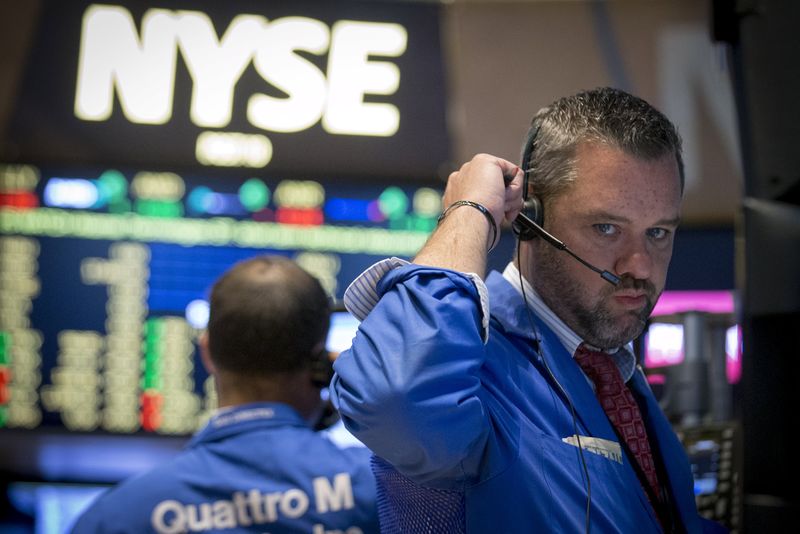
left=437, top=199, right=499, bottom=252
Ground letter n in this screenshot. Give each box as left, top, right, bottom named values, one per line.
left=74, top=5, right=179, bottom=124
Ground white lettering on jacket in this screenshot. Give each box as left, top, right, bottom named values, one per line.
left=150, top=473, right=355, bottom=533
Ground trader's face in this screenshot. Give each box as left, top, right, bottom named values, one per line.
left=529, top=142, right=682, bottom=349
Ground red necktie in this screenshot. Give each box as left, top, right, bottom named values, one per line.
left=573, top=343, right=662, bottom=503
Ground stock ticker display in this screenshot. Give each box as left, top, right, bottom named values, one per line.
left=0, top=162, right=441, bottom=437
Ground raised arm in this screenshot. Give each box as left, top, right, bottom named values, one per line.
left=330, top=155, right=525, bottom=487
left=414, top=154, right=524, bottom=278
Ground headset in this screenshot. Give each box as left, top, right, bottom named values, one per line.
left=308, top=344, right=339, bottom=431
left=309, top=346, right=334, bottom=389
left=512, top=123, right=546, bottom=238
left=511, top=123, right=621, bottom=286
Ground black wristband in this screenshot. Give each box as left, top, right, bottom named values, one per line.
left=437, top=200, right=499, bottom=251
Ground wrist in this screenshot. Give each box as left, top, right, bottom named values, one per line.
left=437, top=200, right=499, bottom=251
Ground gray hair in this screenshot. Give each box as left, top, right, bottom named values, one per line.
left=523, top=87, right=684, bottom=206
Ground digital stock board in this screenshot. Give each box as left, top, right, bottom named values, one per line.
left=0, top=162, right=443, bottom=439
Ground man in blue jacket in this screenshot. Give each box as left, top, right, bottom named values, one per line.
left=72, top=255, right=379, bottom=534
left=331, top=87, right=725, bottom=532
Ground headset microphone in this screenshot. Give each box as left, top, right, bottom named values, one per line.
left=513, top=122, right=620, bottom=286
left=514, top=212, right=621, bottom=286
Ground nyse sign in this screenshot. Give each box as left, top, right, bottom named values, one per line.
left=74, top=5, right=407, bottom=168
left=75, top=5, right=407, bottom=137
left=6, top=0, right=449, bottom=176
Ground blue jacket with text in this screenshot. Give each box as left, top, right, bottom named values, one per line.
left=70, top=403, right=379, bottom=534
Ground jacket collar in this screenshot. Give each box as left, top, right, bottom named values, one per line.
left=485, top=270, right=541, bottom=342
left=187, top=402, right=309, bottom=448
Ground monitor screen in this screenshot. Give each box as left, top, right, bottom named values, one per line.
left=642, top=290, right=741, bottom=384
left=643, top=322, right=742, bottom=385
left=327, top=311, right=360, bottom=356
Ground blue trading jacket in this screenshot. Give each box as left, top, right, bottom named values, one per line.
left=70, top=403, right=379, bottom=534
left=331, top=265, right=720, bottom=533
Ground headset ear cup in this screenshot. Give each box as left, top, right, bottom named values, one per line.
left=527, top=195, right=543, bottom=226
left=513, top=196, right=543, bottom=241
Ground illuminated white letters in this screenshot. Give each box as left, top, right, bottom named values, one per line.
left=195, top=131, right=273, bottom=168
left=75, top=6, right=179, bottom=123
left=176, top=13, right=264, bottom=128
left=248, top=17, right=330, bottom=133
left=74, top=5, right=408, bottom=137
left=324, top=21, right=407, bottom=136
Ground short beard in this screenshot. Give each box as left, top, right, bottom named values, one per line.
left=573, top=281, right=655, bottom=348
left=531, top=241, right=658, bottom=349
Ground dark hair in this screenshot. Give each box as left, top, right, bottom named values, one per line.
left=207, top=255, right=330, bottom=375
left=524, top=87, right=684, bottom=204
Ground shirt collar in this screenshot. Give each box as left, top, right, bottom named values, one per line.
left=501, top=262, right=636, bottom=382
